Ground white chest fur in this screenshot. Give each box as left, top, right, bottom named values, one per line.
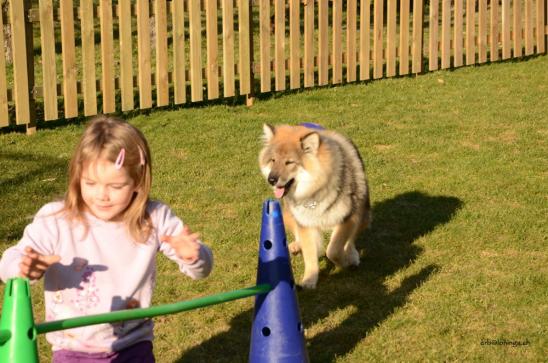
left=290, top=195, right=350, bottom=230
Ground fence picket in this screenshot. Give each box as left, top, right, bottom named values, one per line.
left=412, top=0, right=424, bottom=74
left=454, top=0, right=464, bottom=67
left=490, top=0, right=500, bottom=61
left=189, top=0, right=203, bottom=101
left=441, top=0, right=451, bottom=69
left=119, top=0, right=134, bottom=111
left=206, top=0, right=220, bottom=99
left=536, top=0, right=546, bottom=53
left=502, top=0, right=511, bottom=58
left=466, top=0, right=476, bottom=64
left=39, top=0, right=57, bottom=121
left=387, top=0, right=397, bottom=77
left=373, top=0, right=383, bottom=78
left=274, top=0, right=285, bottom=90
left=478, top=0, right=487, bottom=63
left=290, top=0, right=300, bottom=89
left=100, top=0, right=115, bottom=113
left=304, top=0, right=314, bottom=87
left=360, top=0, right=371, bottom=80
left=429, top=0, right=439, bottom=71
left=60, top=0, right=78, bottom=118
left=400, top=0, right=410, bottom=75
left=259, top=0, right=270, bottom=92
left=156, top=0, right=170, bottom=106
left=0, top=5, right=7, bottom=127
left=514, top=0, right=523, bottom=57
left=238, top=0, right=252, bottom=95
left=137, top=0, right=152, bottom=108
left=333, top=0, right=343, bottom=84
left=524, top=0, right=534, bottom=54
left=347, top=0, right=357, bottom=82
left=222, top=0, right=235, bottom=97
left=0, top=24, right=6, bottom=126
left=81, top=0, right=97, bottom=117
left=318, top=0, right=328, bottom=85
left=173, top=0, right=187, bottom=104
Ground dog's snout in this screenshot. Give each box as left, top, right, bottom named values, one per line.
left=268, top=174, right=278, bottom=186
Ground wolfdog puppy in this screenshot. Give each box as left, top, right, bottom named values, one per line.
left=259, top=124, right=371, bottom=288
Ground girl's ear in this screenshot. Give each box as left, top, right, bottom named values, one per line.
left=262, top=124, right=275, bottom=143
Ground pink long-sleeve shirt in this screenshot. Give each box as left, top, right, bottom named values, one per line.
left=0, top=200, right=213, bottom=353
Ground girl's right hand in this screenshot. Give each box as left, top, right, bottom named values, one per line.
left=19, top=246, right=60, bottom=280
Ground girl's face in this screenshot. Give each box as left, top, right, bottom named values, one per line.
left=80, top=158, right=138, bottom=221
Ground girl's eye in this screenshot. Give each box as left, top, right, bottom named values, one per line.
left=111, top=185, right=124, bottom=190
left=85, top=181, right=95, bottom=186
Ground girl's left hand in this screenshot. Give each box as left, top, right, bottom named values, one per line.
left=160, top=226, right=202, bottom=264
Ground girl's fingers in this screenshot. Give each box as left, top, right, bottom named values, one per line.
left=20, top=247, right=61, bottom=279
left=20, top=259, right=48, bottom=272
left=20, top=259, right=48, bottom=275
left=188, top=232, right=200, bottom=241
left=179, top=226, right=200, bottom=240
left=26, top=269, right=43, bottom=279
left=19, top=262, right=43, bottom=279
left=161, top=232, right=201, bottom=245
left=22, top=249, right=60, bottom=266
left=160, top=235, right=173, bottom=245
left=31, top=253, right=60, bottom=265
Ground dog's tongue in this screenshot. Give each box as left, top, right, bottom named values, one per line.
left=274, top=187, right=285, bottom=199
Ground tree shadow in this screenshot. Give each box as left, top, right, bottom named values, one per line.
left=175, top=191, right=462, bottom=362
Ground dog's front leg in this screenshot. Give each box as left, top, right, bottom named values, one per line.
left=297, top=226, right=322, bottom=289
left=282, top=208, right=302, bottom=255
left=327, top=217, right=361, bottom=268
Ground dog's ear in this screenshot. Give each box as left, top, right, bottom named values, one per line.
left=301, top=132, right=320, bottom=154
left=262, top=124, right=275, bottom=143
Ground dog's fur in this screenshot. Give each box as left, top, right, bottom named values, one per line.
left=259, top=124, right=371, bottom=288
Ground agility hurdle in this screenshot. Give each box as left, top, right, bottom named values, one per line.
left=0, top=200, right=309, bottom=362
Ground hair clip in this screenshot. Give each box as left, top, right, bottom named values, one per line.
left=138, top=147, right=146, bottom=166
left=114, top=148, right=125, bottom=169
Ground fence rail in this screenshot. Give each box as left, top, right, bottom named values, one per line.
left=1, top=0, right=547, bottom=132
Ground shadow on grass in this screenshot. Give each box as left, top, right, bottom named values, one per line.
left=175, top=191, right=462, bottom=362
left=0, top=151, right=67, bottom=241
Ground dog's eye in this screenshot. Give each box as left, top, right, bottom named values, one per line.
left=270, top=158, right=275, bottom=163
left=285, top=160, right=295, bottom=165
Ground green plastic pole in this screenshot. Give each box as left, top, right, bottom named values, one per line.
left=36, top=284, right=271, bottom=334
left=0, top=278, right=39, bottom=363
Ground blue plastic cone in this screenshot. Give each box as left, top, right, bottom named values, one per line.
left=249, top=200, right=309, bottom=363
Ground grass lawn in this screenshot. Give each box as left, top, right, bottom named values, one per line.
left=0, top=54, right=546, bottom=362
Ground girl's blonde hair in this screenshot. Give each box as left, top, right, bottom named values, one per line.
left=64, top=115, right=153, bottom=243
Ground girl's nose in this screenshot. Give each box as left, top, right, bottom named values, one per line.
left=96, top=186, right=109, bottom=201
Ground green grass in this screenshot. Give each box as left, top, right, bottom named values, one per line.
left=1, top=54, right=547, bottom=362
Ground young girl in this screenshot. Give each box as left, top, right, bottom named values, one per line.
left=0, top=115, right=213, bottom=362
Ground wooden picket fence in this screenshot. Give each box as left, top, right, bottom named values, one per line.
left=0, top=0, right=546, bottom=133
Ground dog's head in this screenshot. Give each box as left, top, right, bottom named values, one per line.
left=259, top=124, right=322, bottom=199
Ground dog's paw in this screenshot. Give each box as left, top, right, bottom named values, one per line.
left=346, top=249, right=360, bottom=267
left=288, top=242, right=302, bottom=255
left=299, top=275, right=318, bottom=289
left=340, top=246, right=360, bottom=267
